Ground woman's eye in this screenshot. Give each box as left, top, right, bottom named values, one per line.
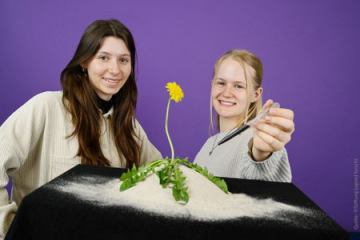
left=99, top=56, right=108, bottom=61
left=216, top=81, right=225, bottom=86
left=120, top=58, right=129, bottom=63
left=235, top=84, right=244, bottom=89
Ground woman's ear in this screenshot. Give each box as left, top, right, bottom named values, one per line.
left=252, top=87, right=263, bottom=102
left=80, top=62, right=87, bottom=68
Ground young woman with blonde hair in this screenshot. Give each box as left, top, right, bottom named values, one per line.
left=194, top=49, right=294, bottom=182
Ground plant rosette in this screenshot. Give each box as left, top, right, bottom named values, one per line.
left=119, top=82, right=228, bottom=204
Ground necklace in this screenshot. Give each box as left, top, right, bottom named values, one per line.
left=209, top=135, right=219, bottom=156
left=209, top=128, right=237, bottom=156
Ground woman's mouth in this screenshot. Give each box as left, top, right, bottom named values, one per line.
left=103, top=77, right=120, bottom=83
left=220, top=100, right=235, bottom=106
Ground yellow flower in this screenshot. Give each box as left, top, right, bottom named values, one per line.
left=166, top=82, right=184, bottom=102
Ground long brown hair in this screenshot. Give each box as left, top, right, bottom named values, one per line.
left=60, top=19, right=140, bottom=168
left=210, top=49, right=263, bottom=133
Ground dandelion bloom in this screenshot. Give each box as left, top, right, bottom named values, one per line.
left=166, top=82, right=184, bottom=102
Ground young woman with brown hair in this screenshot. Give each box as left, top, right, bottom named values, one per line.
left=0, top=19, right=162, bottom=238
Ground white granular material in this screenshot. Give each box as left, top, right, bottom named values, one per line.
left=55, top=165, right=306, bottom=221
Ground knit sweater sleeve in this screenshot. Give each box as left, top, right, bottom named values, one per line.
left=240, top=137, right=292, bottom=183
left=0, top=92, right=49, bottom=239
left=134, top=120, right=163, bottom=166
left=193, top=128, right=292, bottom=183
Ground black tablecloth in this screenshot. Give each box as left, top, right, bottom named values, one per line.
left=5, top=165, right=350, bottom=240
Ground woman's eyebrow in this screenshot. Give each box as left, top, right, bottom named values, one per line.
left=97, top=51, right=130, bottom=57
left=217, top=77, right=245, bottom=84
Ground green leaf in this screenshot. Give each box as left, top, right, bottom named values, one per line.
left=181, top=160, right=229, bottom=194
left=171, top=165, right=189, bottom=204
left=119, top=180, right=135, bottom=192
left=210, top=178, right=228, bottom=193
left=119, top=157, right=228, bottom=205
left=157, top=165, right=172, bottom=188
left=119, top=164, right=137, bottom=181
left=172, top=187, right=189, bottom=205
left=119, top=161, right=164, bottom=192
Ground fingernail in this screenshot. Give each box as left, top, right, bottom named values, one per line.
left=265, top=116, right=272, bottom=121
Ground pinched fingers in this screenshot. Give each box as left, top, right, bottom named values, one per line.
left=262, top=99, right=274, bottom=109
left=264, top=115, right=295, bottom=133
left=253, top=128, right=286, bottom=152
left=253, top=120, right=292, bottom=147
left=269, top=107, right=294, bottom=121
left=252, top=102, right=295, bottom=154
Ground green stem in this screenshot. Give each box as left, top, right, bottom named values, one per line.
left=146, top=159, right=168, bottom=169
left=135, top=159, right=167, bottom=176
left=165, top=98, right=175, bottom=162
left=174, top=165, right=179, bottom=186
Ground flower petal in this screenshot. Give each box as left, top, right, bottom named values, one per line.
left=166, top=82, right=184, bottom=102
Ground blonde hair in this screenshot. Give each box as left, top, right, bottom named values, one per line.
left=210, top=49, right=263, bottom=134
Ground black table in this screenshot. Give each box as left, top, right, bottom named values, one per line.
left=5, top=165, right=350, bottom=240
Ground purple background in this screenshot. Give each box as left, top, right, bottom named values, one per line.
left=1, top=0, right=359, bottom=233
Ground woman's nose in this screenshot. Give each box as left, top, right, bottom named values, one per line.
left=222, top=85, right=233, bottom=97
left=108, top=61, right=120, bottom=75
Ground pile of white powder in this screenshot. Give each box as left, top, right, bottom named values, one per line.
left=55, top=165, right=308, bottom=221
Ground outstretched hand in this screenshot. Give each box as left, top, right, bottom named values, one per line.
left=251, top=99, right=295, bottom=161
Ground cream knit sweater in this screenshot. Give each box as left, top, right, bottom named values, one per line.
left=0, top=91, right=162, bottom=239
left=193, top=128, right=292, bottom=182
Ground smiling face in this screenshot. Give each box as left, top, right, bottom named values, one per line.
left=212, top=57, right=260, bottom=131
left=82, top=36, right=131, bottom=101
